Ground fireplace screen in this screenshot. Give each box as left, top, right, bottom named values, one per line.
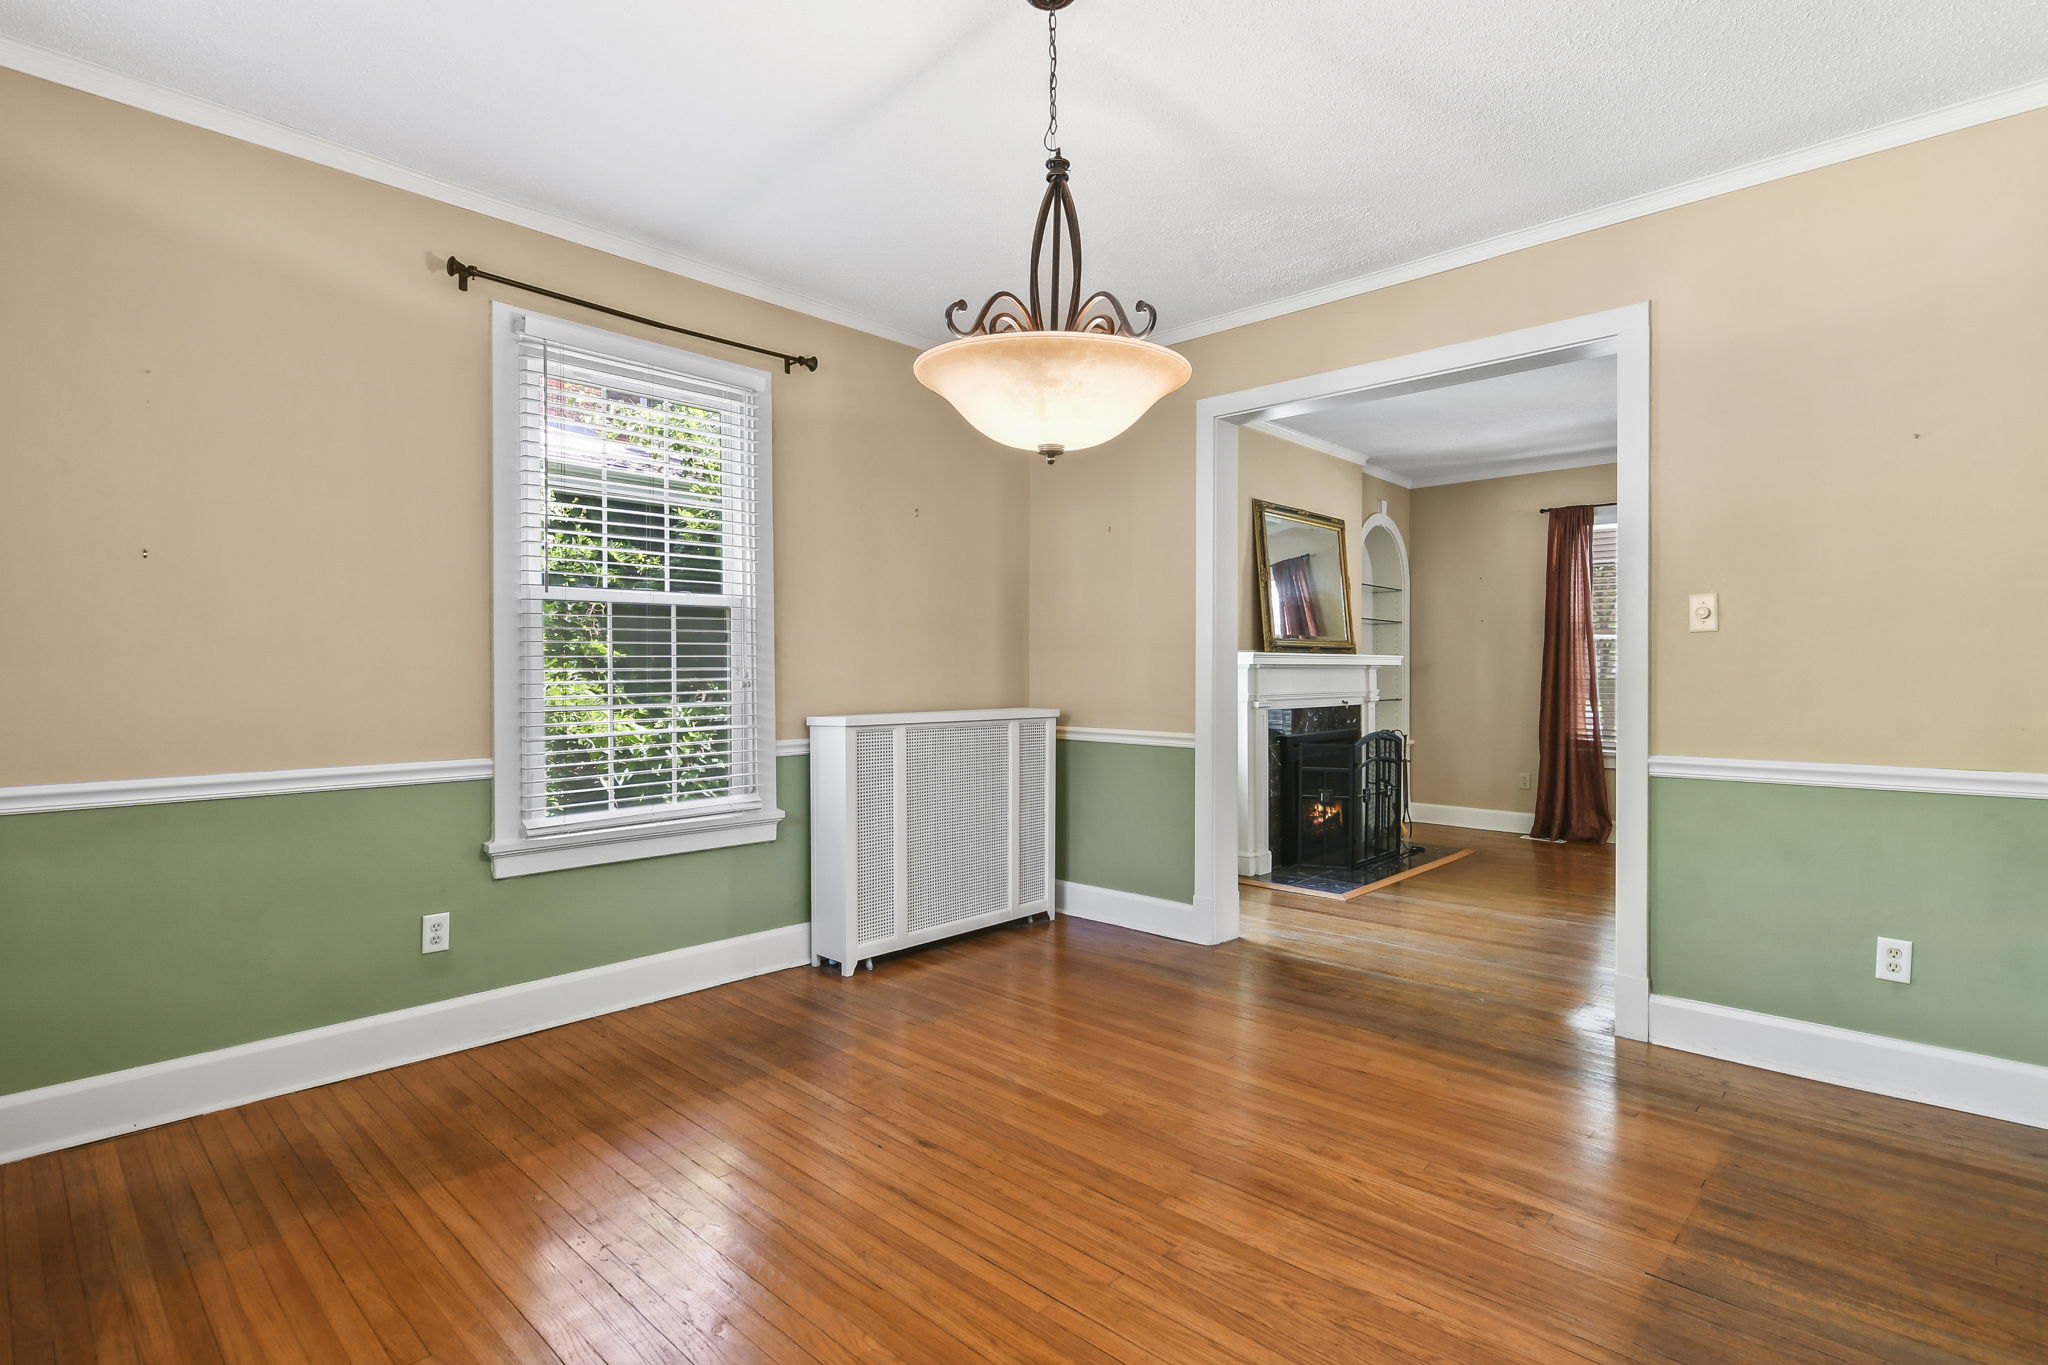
left=1274, top=726, right=1410, bottom=870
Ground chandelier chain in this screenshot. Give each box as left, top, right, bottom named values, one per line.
left=1043, top=12, right=1059, bottom=154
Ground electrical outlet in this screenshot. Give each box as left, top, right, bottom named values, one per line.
left=1517, top=772, right=1532, bottom=791
left=422, top=912, right=450, bottom=954
left=1875, top=936, right=1911, bottom=983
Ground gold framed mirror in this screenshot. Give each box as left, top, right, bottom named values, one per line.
left=1253, top=500, right=1355, bottom=653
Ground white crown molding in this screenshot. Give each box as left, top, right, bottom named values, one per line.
left=0, top=923, right=813, bottom=1165
left=1248, top=421, right=1619, bottom=490
left=0, top=758, right=493, bottom=816
left=1155, top=76, right=2048, bottom=346
left=17, top=40, right=2046, bottom=361
left=1649, top=995, right=2048, bottom=1131
left=1243, top=421, right=1416, bottom=488
left=0, top=37, right=935, bottom=351
left=1649, top=755, right=2048, bottom=800
left=1402, top=447, right=1617, bottom=489
left=1056, top=726, right=1196, bottom=749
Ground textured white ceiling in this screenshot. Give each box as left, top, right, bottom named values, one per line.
left=5, top=1, right=2047, bottom=345
left=1266, top=355, right=1616, bottom=486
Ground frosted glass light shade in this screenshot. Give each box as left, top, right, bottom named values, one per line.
left=914, top=331, right=1192, bottom=454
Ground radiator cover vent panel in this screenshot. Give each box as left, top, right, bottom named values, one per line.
left=810, top=710, right=1057, bottom=977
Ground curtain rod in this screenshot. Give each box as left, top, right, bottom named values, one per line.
left=444, top=256, right=820, bottom=374
left=1538, top=501, right=1618, bottom=513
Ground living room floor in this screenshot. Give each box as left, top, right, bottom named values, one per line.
left=5, top=825, right=2043, bottom=1363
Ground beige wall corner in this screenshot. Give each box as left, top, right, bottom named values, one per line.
left=0, top=69, right=1030, bottom=785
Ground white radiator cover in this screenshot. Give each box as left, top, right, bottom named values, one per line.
left=809, top=709, right=1059, bottom=976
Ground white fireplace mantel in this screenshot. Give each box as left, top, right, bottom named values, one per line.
left=1237, top=651, right=1403, bottom=877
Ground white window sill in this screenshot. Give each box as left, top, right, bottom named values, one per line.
left=485, top=807, right=784, bottom=878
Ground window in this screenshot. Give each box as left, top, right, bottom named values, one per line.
left=487, top=306, right=779, bottom=876
left=1590, top=506, right=1618, bottom=762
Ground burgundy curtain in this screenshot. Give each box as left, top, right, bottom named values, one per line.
left=1531, top=506, right=1613, bottom=843
left=1270, top=554, right=1322, bottom=638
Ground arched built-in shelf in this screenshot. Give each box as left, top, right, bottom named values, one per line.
left=1358, top=509, right=1410, bottom=743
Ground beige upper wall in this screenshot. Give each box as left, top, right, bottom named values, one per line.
left=1029, top=107, right=2048, bottom=771
left=1409, top=464, right=1617, bottom=812
left=0, top=71, right=1032, bottom=785
left=1235, top=429, right=1410, bottom=652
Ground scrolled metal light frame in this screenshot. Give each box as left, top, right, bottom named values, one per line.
left=941, top=0, right=1159, bottom=345
left=943, top=154, right=1158, bottom=341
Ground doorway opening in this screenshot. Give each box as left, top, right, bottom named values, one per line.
left=1194, top=307, right=1650, bottom=1040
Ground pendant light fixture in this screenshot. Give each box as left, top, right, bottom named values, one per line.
left=914, top=0, right=1191, bottom=464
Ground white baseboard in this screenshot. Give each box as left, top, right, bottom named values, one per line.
left=1648, top=995, right=2048, bottom=1130
left=0, top=923, right=812, bottom=1166
left=1613, top=973, right=1651, bottom=1042
left=1410, top=802, right=1535, bottom=835
left=1057, top=880, right=1210, bottom=944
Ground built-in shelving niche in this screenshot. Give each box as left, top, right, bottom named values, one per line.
left=1358, top=511, right=1410, bottom=740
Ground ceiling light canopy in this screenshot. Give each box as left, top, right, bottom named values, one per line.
left=914, top=0, right=1191, bottom=464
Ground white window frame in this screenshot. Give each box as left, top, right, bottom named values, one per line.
left=485, top=303, right=781, bottom=877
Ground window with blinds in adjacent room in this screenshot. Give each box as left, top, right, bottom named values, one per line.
left=1590, top=509, right=1618, bottom=761
left=487, top=307, right=780, bottom=877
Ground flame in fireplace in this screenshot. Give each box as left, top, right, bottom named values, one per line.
left=1308, top=798, right=1344, bottom=831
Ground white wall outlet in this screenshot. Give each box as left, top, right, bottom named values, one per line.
left=1875, top=936, right=1911, bottom=983
left=422, top=912, right=450, bottom=954
left=1517, top=772, right=1532, bottom=791
left=1688, top=593, right=1720, bottom=632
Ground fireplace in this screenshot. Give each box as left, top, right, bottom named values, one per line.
left=1272, top=718, right=1410, bottom=870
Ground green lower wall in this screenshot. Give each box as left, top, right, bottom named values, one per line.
left=0, top=757, right=809, bottom=1096
left=15, top=755, right=2032, bottom=1098
left=1055, top=740, right=1196, bottom=903
left=1650, top=776, right=2048, bottom=1067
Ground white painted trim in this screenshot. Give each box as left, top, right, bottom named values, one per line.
left=488, top=306, right=780, bottom=879
left=1196, top=306, right=1651, bottom=1040
left=0, top=749, right=815, bottom=819
left=807, top=707, right=1059, bottom=728
left=1648, top=995, right=2048, bottom=1131
left=0, top=759, right=491, bottom=816
left=1155, top=77, right=2048, bottom=345
left=1410, top=802, right=1535, bottom=835
left=1055, top=881, right=1217, bottom=945
left=0, top=924, right=813, bottom=1166
left=0, top=749, right=819, bottom=817
left=0, top=38, right=932, bottom=351
left=1056, top=727, right=1196, bottom=749
left=1649, top=755, right=2048, bottom=800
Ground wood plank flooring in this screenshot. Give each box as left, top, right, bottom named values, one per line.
left=5, top=824, right=2045, bottom=1362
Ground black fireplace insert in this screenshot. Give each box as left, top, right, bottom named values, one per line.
left=1272, top=725, right=1412, bottom=869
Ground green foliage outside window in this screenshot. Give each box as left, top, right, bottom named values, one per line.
left=539, top=376, right=740, bottom=819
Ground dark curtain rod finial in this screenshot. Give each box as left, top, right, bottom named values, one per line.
left=442, top=256, right=819, bottom=374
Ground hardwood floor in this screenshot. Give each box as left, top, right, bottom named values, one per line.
left=5, top=824, right=2045, bottom=1362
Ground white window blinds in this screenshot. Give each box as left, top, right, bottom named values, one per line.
left=1590, top=514, right=1618, bottom=758
left=508, top=322, right=766, bottom=840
